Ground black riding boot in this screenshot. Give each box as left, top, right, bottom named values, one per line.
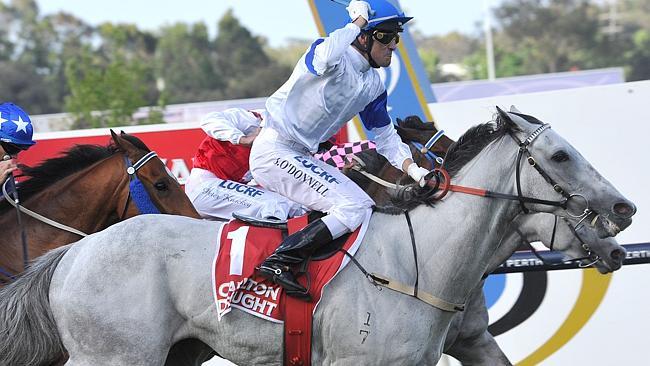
left=257, top=219, right=333, bottom=300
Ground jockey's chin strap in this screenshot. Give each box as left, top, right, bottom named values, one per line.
left=343, top=210, right=466, bottom=313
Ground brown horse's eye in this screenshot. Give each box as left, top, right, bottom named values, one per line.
left=154, top=181, right=169, bottom=191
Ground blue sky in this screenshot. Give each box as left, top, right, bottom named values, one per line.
left=36, top=0, right=496, bottom=46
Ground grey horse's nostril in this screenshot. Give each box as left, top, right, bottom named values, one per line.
left=613, top=202, right=636, bottom=218
left=610, top=249, right=624, bottom=261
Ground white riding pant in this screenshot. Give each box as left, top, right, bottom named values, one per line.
left=185, top=168, right=307, bottom=221
left=249, top=128, right=374, bottom=234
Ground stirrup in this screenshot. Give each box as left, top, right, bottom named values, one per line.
left=258, top=264, right=283, bottom=276
left=256, top=265, right=312, bottom=301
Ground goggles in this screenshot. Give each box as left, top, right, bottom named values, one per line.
left=372, top=30, right=400, bottom=45
left=1, top=142, right=28, bottom=156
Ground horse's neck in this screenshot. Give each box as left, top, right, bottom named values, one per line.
left=22, top=155, right=128, bottom=237
left=361, top=138, right=522, bottom=304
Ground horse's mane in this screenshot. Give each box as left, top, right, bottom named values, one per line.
left=396, top=115, right=438, bottom=131
left=0, top=133, right=150, bottom=214
left=382, top=111, right=543, bottom=211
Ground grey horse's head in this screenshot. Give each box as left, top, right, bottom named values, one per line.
left=497, top=106, right=636, bottom=239
left=511, top=213, right=626, bottom=274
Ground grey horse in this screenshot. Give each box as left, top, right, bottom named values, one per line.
left=0, top=107, right=635, bottom=365
left=443, top=212, right=626, bottom=366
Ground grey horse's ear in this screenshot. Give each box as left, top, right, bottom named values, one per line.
left=509, top=105, right=522, bottom=114
left=496, top=106, right=511, bottom=122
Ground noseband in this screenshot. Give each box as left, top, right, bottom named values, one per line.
left=516, top=215, right=601, bottom=269
left=120, top=151, right=161, bottom=217
left=511, top=124, right=596, bottom=220
left=409, top=129, right=446, bottom=166
left=509, top=124, right=602, bottom=266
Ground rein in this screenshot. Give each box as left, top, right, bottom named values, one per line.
left=2, top=179, right=89, bottom=237
left=430, top=124, right=597, bottom=221
left=2, top=153, right=29, bottom=272
left=517, top=215, right=601, bottom=269
left=0, top=151, right=160, bottom=279
left=346, top=123, right=605, bottom=310
left=344, top=210, right=466, bottom=313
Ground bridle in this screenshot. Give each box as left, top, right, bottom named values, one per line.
left=0, top=151, right=160, bottom=279
left=408, top=129, right=446, bottom=166
left=346, top=121, right=607, bottom=311
left=515, top=215, right=601, bottom=269
left=120, top=151, right=161, bottom=217
left=429, top=123, right=599, bottom=222
left=508, top=123, right=602, bottom=267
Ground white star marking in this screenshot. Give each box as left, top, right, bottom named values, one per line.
left=13, top=115, right=29, bottom=133
left=0, top=115, right=8, bottom=129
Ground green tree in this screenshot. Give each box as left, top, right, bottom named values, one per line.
left=625, top=29, right=650, bottom=80
left=266, top=38, right=311, bottom=69
left=214, top=9, right=291, bottom=99
left=40, top=12, right=94, bottom=112
left=155, top=22, right=224, bottom=104
left=98, top=22, right=160, bottom=106
left=0, top=61, right=52, bottom=113
left=418, top=48, right=439, bottom=82
left=64, top=49, right=150, bottom=128
left=493, top=0, right=603, bottom=74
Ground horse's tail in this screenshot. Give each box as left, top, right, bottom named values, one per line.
left=0, top=244, right=71, bottom=366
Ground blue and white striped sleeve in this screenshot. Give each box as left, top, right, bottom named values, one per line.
left=305, top=23, right=361, bottom=76
left=360, top=91, right=412, bottom=170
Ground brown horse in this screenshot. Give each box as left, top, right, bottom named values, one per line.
left=0, top=130, right=200, bottom=284
left=346, top=115, right=455, bottom=205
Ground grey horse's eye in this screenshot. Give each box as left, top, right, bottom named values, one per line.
left=551, top=151, right=570, bottom=162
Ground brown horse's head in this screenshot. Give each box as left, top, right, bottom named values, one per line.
left=396, top=115, right=455, bottom=169
left=0, top=132, right=200, bottom=284
left=344, top=115, right=456, bottom=206
left=110, top=130, right=200, bottom=219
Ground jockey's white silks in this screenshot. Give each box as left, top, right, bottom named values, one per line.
left=251, top=128, right=374, bottom=231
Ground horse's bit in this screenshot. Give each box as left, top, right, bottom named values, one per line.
left=508, top=123, right=601, bottom=266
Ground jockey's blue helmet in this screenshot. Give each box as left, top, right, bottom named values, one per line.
left=353, top=0, right=412, bottom=68
left=363, top=0, right=412, bottom=32
left=0, top=102, right=36, bottom=149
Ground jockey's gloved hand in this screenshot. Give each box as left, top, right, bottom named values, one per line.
left=407, top=164, right=431, bottom=188
left=346, top=0, right=371, bottom=22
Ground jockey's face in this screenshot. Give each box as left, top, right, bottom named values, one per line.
left=369, top=32, right=398, bottom=68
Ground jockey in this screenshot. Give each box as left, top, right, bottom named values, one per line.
left=185, top=108, right=307, bottom=221
left=0, top=103, right=36, bottom=183
left=250, top=0, right=430, bottom=298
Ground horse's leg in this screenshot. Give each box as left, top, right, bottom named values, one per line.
left=443, top=281, right=512, bottom=366
left=445, top=331, right=511, bottom=366
left=164, top=339, right=217, bottom=366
